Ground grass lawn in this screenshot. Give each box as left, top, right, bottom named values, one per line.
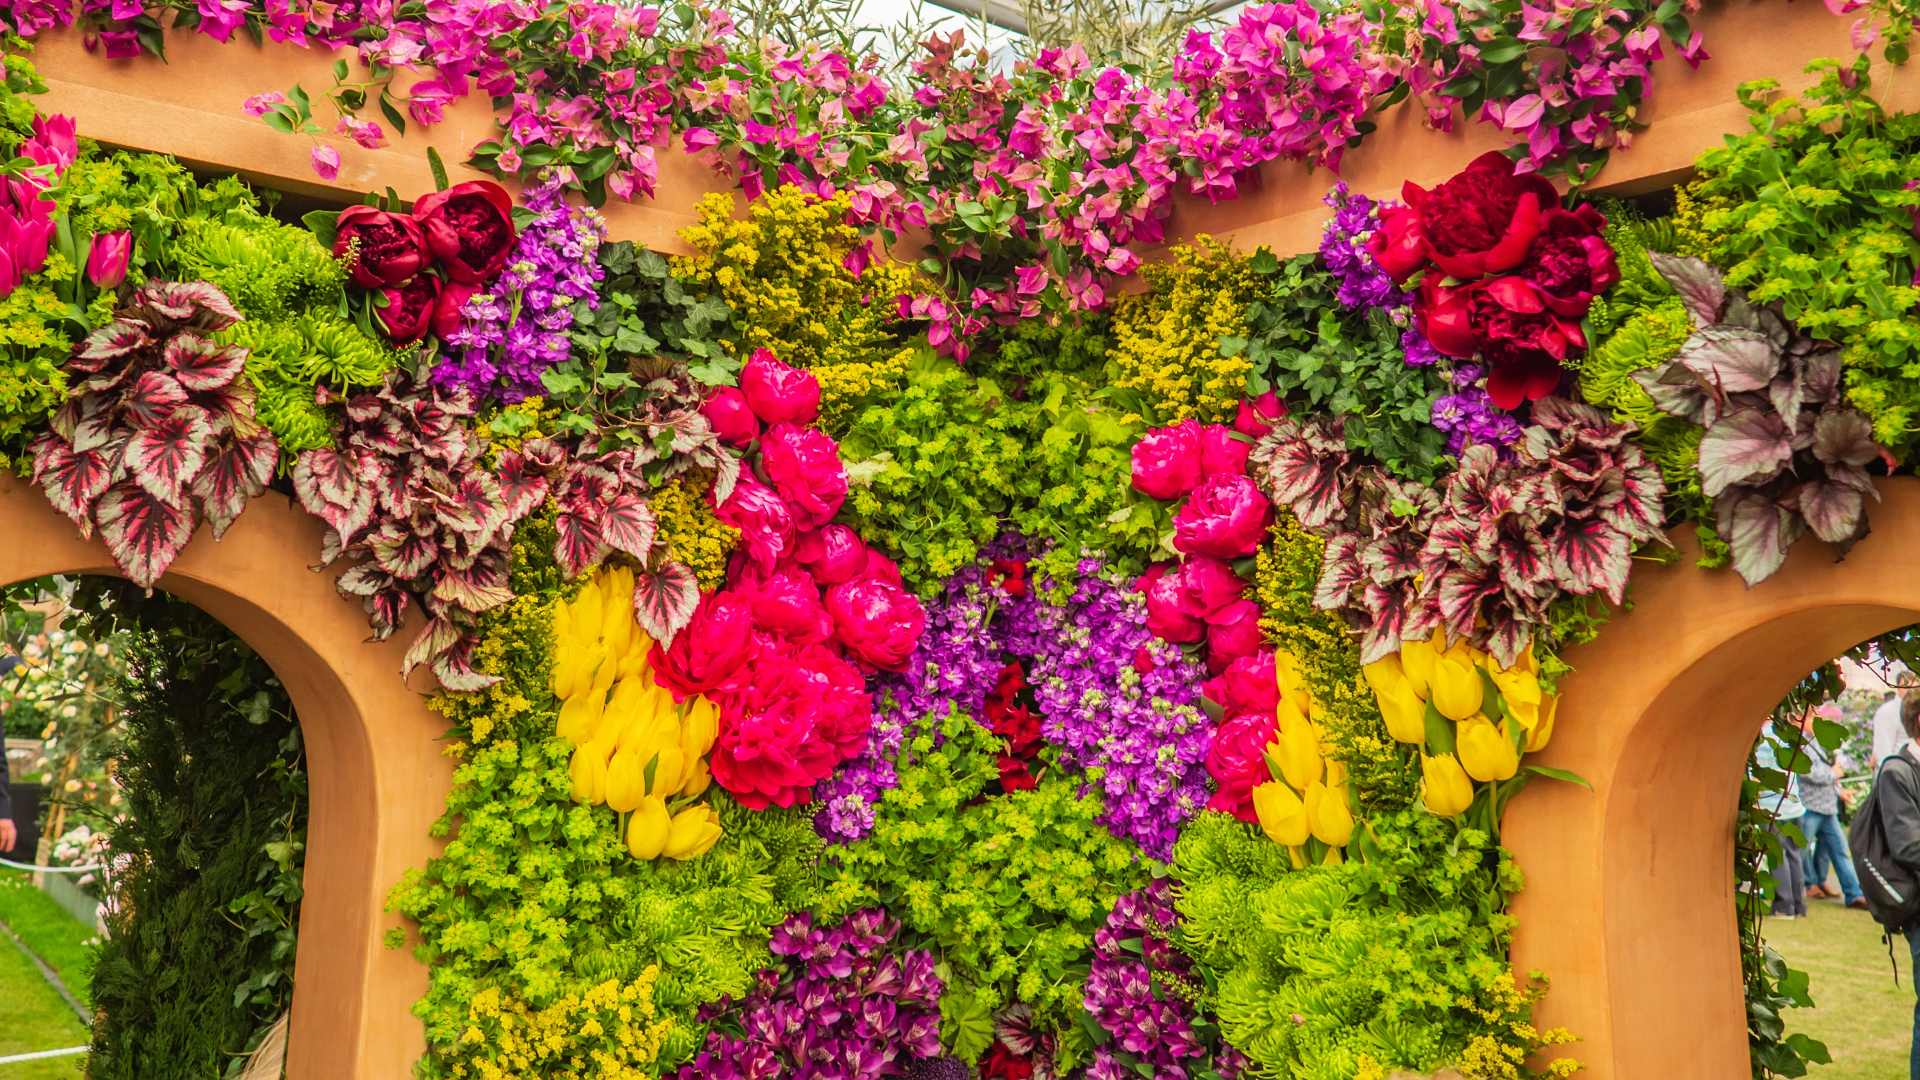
left=0, top=872, right=91, bottom=1078
left=1767, top=895, right=1912, bottom=1078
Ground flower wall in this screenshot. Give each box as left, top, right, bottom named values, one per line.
left=1, top=2, right=1918, bottom=1077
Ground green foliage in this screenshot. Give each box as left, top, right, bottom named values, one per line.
left=1692, top=56, right=1920, bottom=459
left=224, top=313, right=397, bottom=455
left=1173, top=809, right=1575, bottom=1079
left=1236, top=253, right=1450, bottom=483
left=85, top=591, right=307, bottom=1080
left=838, top=353, right=1035, bottom=593
left=171, top=209, right=347, bottom=321
left=0, top=277, right=72, bottom=471
left=390, top=525, right=822, bottom=1075
left=973, top=310, right=1112, bottom=385
left=819, top=707, right=1149, bottom=1048
left=1257, top=517, right=1418, bottom=812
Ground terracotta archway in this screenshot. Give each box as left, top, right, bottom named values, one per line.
left=0, top=472, right=447, bottom=1077
left=1505, top=475, right=1920, bottom=1078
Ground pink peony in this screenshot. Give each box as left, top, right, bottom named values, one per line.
left=1204, top=650, right=1279, bottom=722
left=1177, top=555, right=1248, bottom=618
left=825, top=576, right=927, bottom=671
left=740, top=347, right=820, bottom=425
left=702, top=386, right=760, bottom=447
left=649, top=591, right=756, bottom=700
left=742, top=568, right=833, bottom=646
left=759, top=423, right=847, bottom=530
left=1129, top=420, right=1204, bottom=500
left=1232, top=391, right=1287, bottom=438
left=1198, top=424, right=1250, bottom=477
left=1205, top=598, right=1263, bottom=673
left=710, top=644, right=872, bottom=809
left=1172, top=474, right=1272, bottom=558
left=795, top=524, right=869, bottom=585
left=1205, top=710, right=1278, bottom=822
left=714, top=472, right=796, bottom=572
left=1140, top=563, right=1204, bottom=644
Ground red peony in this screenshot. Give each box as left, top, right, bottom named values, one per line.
left=376, top=273, right=439, bottom=344
left=980, top=1045, right=1036, bottom=1080
left=741, top=567, right=833, bottom=646
left=1422, top=277, right=1581, bottom=409
left=1130, top=419, right=1204, bottom=500
left=759, top=422, right=848, bottom=530
left=795, top=524, right=869, bottom=584
left=1171, top=473, right=1272, bottom=559
left=649, top=591, right=757, bottom=700
left=1516, top=204, right=1619, bottom=316
left=1374, top=150, right=1561, bottom=281
left=412, top=180, right=516, bottom=284
left=710, top=644, right=871, bottom=809
left=1198, top=423, right=1250, bottom=477
left=702, top=386, right=760, bottom=447
left=431, top=280, right=480, bottom=340
left=740, top=347, right=821, bottom=425
left=1204, top=598, right=1263, bottom=673
left=985, top=662, right=1044, bottom=792
left=333, top=205, right=429, bottom=288
left=1206, top=710, right=1278, bottom=822
left=990, top=558, right=1029, bottom=597
left=714, top=472, right=796, bottom=572
left=825, top=576, right=926, bottom=671
left=1204, top=650, right=1279, bottom=722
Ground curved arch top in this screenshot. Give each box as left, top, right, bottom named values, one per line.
left=1507, top=476, right=1920, bottom=1078
left=0, top=472, right=448, bottom=1078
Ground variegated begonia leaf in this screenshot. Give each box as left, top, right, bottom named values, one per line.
left=1675, top=325, right=1779, bottom=396
left=163, top=333, right=247, bottom=392
left=193, top=429, right=277, bottom=540
left=1812, top=408, right=1880, bottom=468
left=125, top=406, right=213, bottom=504
left=136, top=280, right=241, bottom=328
left=632, top=562, right=700, bottom=646
left=95, top=481, right=194, bottom=589
left=29, top=433, right=114, bottom=538
left=122, top=370, right=188, bottom=426
left=1697, top=409, right=1793, bottom=497
left=1717, top=490, right=1799, bottom=587
left=1649, top=252, right=1727, bottom=326
left=1797, top=479, right=1870, bottom=547
left=553, top=509, right=606, bottom=580
left=1547, top=517, right=1633, bottom=604
left=1252, top=417, right=1352, bottom=530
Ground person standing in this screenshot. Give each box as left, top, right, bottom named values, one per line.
left=1795, top=706, right=1868, bottom=908
left=1876, top=672, right=1920, bottom=772
left=1756, top=716, right=1809, bottom=919
left=0, top=650, right=16, bottom=857
left=1873, top=693, right=1920, bottom=1079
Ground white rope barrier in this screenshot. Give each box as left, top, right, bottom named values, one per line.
left=0, top=856, right=103, bottom=874
left=0, top=1045, right=87, bottom=1063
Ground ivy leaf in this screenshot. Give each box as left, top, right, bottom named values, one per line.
left=631, top=562, right=700, bottom=645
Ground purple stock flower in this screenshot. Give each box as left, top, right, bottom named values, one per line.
left=433, top=170, right=605, bottom=403
left=1084, top=881, right=1246, bottom=1079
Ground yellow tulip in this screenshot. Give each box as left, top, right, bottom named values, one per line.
left=1400, top=633, right=1440, bottom=698
left=1305, top=781, right=1355, bottom=846
left=677, top=756, right=712, bottom=798
left=1455, top=716, right=1520, bottom=782
left=627, top=797, right=671, bottom=859
left=1320, top=845, right=1344, bottom=867
left=573, top=581, right=605, bottom=646
left=1489, top=664, right=1544, bottom=731
left=1524, top=694, right=1558, bottom=753
left=1273, top=711, right=1322, bottom=793
left=663, top=804, right=724, bottom=860
left=1364, top=656, right=1429, bottom=744
left=647, top=746, right=687, bottom=797
left=603, top=747, right=645, bottom=812
left=616, top=648, right=650, bottom=682
left=1274, top=650, right=1313, bottom=713
left=555, top=680, right=607, bottom=744
left=681, top=696, right=720, bottom=757
left=1428, top=645, right=1484, bottom=722
left=1324, top=758, right=1347, bottom=788
left=1252, top=781, right=1311, bottom=846
left=570, top=743, right=610, bottom=805
left=601, top=568, right=635, bottom=659
left=1420, top=752, right=1474, bottom=817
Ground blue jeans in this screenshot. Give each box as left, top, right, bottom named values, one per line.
left=1907, top=922, right=1920, bottom=1080
left=1801, top=810, right=1864, bottom=904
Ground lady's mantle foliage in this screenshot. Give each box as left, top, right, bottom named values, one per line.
left=32, top=281, right=276, bottom=586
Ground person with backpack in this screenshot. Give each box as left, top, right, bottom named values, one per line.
left=1754, top=715, right=1809, bottom=919
left=1849, top=693, right=1920, bottom=1079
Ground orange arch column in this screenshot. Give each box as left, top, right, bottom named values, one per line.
left=0, top=473, right=444, bottom=1078
left=1506, top=476, right=1920, bottom=1078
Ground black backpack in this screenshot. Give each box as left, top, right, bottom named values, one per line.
left=1849, top=752, right=1920, bottom=933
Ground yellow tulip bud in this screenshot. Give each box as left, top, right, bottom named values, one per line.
left=555, top=680, right=606, bottom=745
left=1273, top=712, right=1322, bottom=793
left=1420, top=752, right=1474, bottom=817
left=627, top=797, right=671, bottom=860
left=602, top=567, right=635, bottom=659
left=1252, top=781, right=1311, bottom=846
left=603, top=747, right=645, bottom=813
left=648, top=746, right=687, bottom=797
left=663, top=804, right=724, bottom=860
left=1324, top=758, right=1347, bottom=788
left=1428, top=646, right=1484, bottom=722
left=681, top=696, right=720, bottom=758
left=1305, top=781, right=1355, bottom=847
left=1525, top=694, right=1558, bottom=753
left=1320, top=845, right=1344, bottom=867
left=1364, top=656, right=1429, bottom=744
left=1275, top=650, right=1312, bottom=713
left=1400, top=632, right=1441, bottom=698
left=1287, top=845, right=1309, bottom=870
left=1455, top=715, right=1520, bottom=782
left=616, top=649, right=650, bottom=682
left=573, top=582, right=605, bottom=647
left=570, top=743, right=610, bottom=805
left=677, top=756, right=712, bottom=798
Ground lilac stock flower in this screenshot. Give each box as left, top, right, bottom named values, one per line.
left=1084, top=880, right=1246, bottom=1079
left=434, top=170, right=605, bottom=403
left=679, top=908, right=944, bottom=1080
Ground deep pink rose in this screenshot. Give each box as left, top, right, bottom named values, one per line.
left=648, top=591, right=756, bottom=700
left=825, top=576, right=926, bottom=671
left=1205, top=598, right=1263, bottom=673
left=714, top=472, right=796, bottom=571
left=795, top=524, right=868, bottom=585
left=432, top=280, right=480, bottom=340
left=412, top=180, right=516, bottom=284
left=711, top=644, right=871, bottom=809
left=759, top=423, right=847, bottom=530
left=1204, top=650, right=1279, bottom=722
left=743, top=568, right=833, bottom=645
left=1232, top=391, right=1286, bottom=438
left=1205, top=710, right=1278, bottom=822
left=1198, top=424, right=1249, bottom=477
left=703, top=386, right=760, bottom=447
left=1178, top=556, right=1247, bottom=619
left=333, top=205, right=429, bottom=288
left=1516, top=205, right=1619, bottom=317
left=1377, top=150, right=1561, bottom=281
left=376, top=273, right=439, bottom=344
left=1172, top=474, right=1271, bottom=559
left=1130, top=420, right=1204, bottom=500
left=740, top=347, right=821, bottom=425
left=1140, top=563, right=1204, bottom=644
